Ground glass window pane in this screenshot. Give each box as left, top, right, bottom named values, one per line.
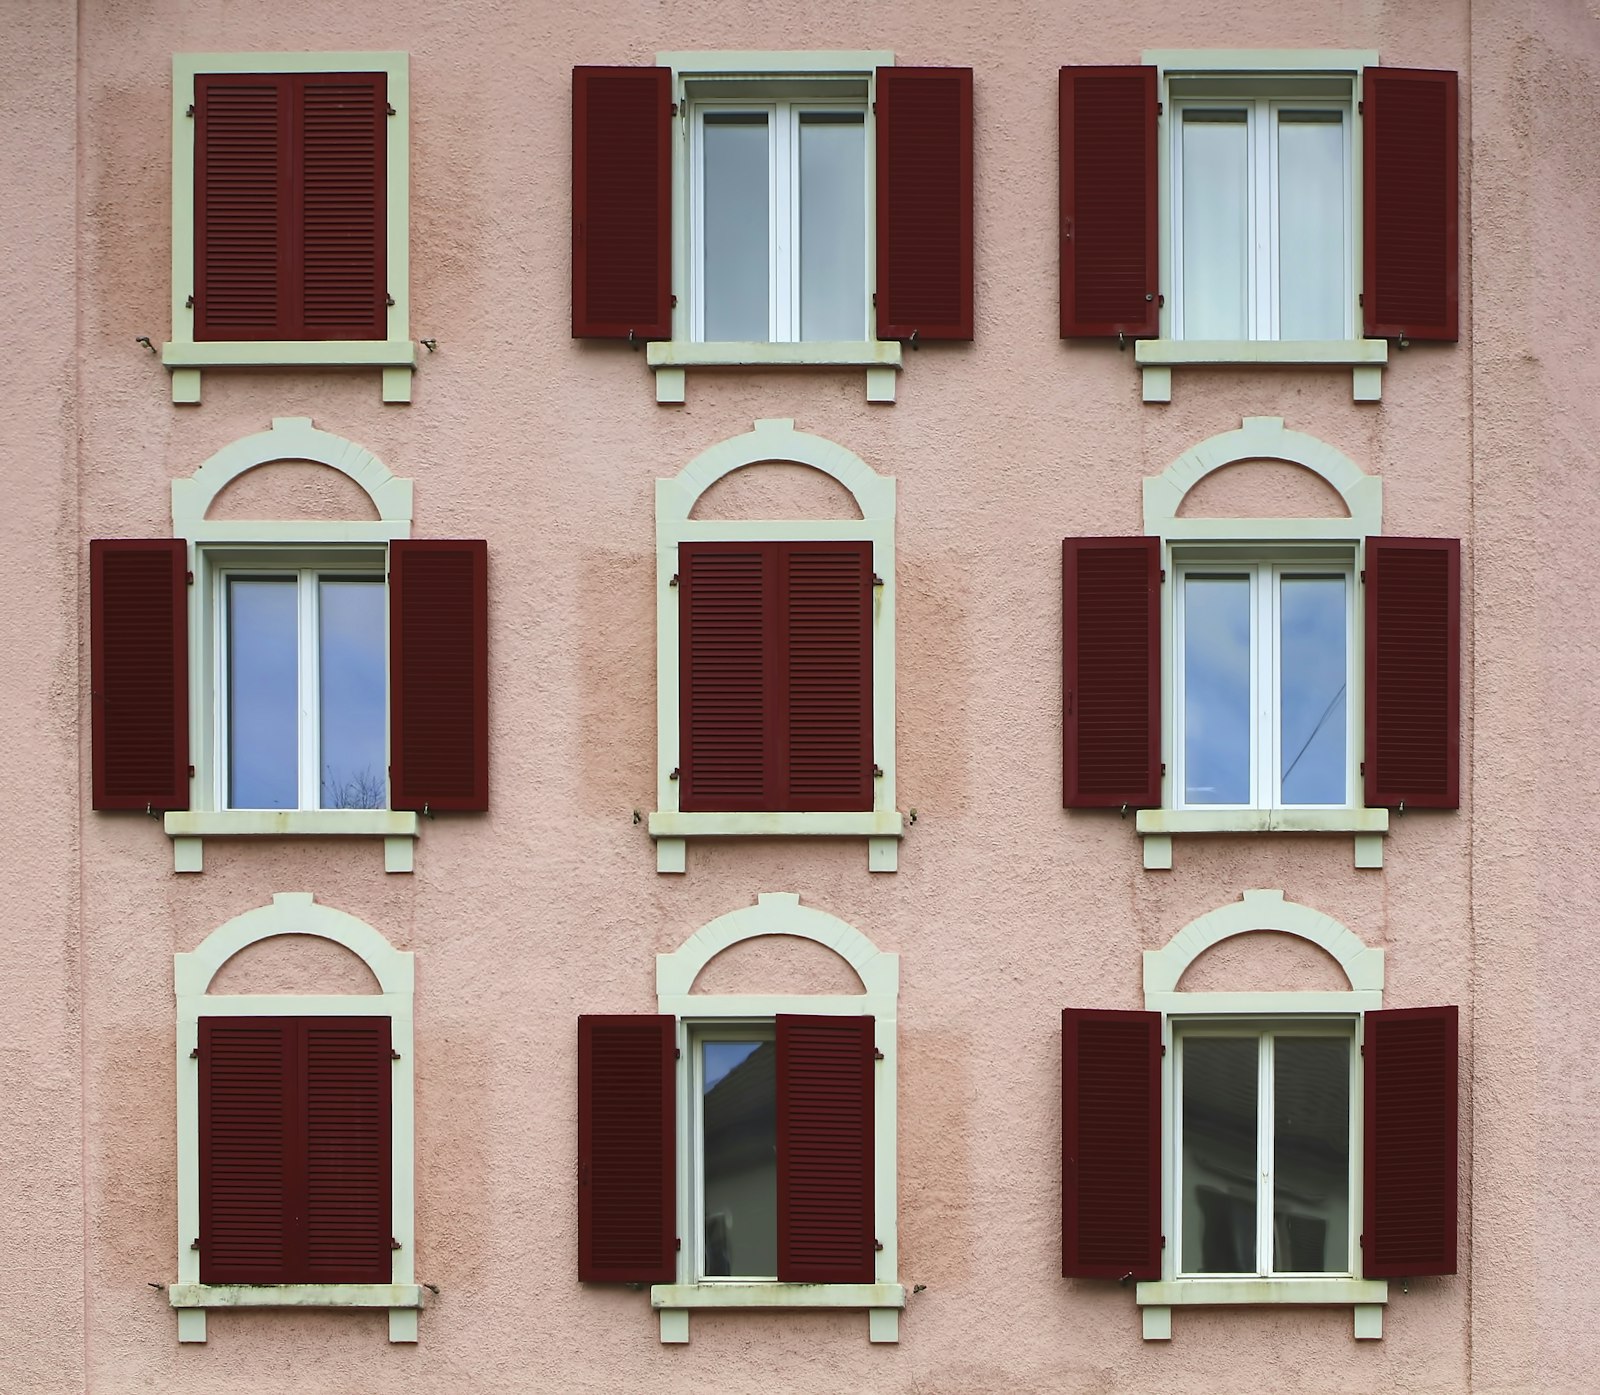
left=1181, top=110, right=1249, bottom=339
left=1278, top=111, right=1346, bottom=339
left=702, top=113, right=770, bottom=342
left=1279, top=575, right=1347, bottom=805
left=1181, top=1037, right=1258, bottom=1274
left=227, top=577, right=298, bottom=810
left=799, top=112, right=866, bottom=341
left=702, top=1039, right=778, bottom=1278
left=1272, top=1036, right=1350, bottom=1273
left=1183, top=574, right=1252, bottom=805
left=319, top=577, right=387, bottom=809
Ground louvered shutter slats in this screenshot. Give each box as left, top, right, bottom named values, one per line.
left=784, top=545, right=872, bottom=810
left=303, top=1018, right=392, bottom=1282
left=776, top=1015, right=875, bottom=1284
left=299, top=75, right=386, bottom=339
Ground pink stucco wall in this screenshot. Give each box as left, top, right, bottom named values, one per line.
left=2, top=0, right=1597, bottom=1389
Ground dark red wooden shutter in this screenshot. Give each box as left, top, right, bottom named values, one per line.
left=776, top=1015, right=874, bottom=1284
left=577, top=1015, right=676, bottom=1283
left=1364, top=536, right=1459, bottom=809
left=1060, top=67, right=1158, bottom=338
left=875, top=66, right=974, bottom=342
left=302, top=1017, right=393, bottom=1283
left=1062, top=537, right=1160, bottom=808
left=1062, top=1008, right=1161, bottom=1280
left=1363, top=1005, right=1458, bottom=1277
left=1363, top=68, right=1459, bottom=341
left=90, top=539, right=189, bottom=812
left=572, top=66, right=672, bottom=340
left=199, top=1017, right=295, bottom=1283
left=390, top=539, right=489, bottom=812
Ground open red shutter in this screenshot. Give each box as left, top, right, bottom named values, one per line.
left=195, top=74, right=289, bottom=341
left=782, top=543, right=873, bottom=812
left=297, top=73, right=387, bottom=340
left=776, top=1015, right=874, bottom=1283
left=1364, top=536, right=1459, bottom=808
left=577, top=1015, right=676, bottom=1283
left=1060, top=66, right=1158, bottom=338
left=875, top=66, right=973, bottom=341
left=680, top=542, right=774, bottom=812
left=90, top=539, right=189, bottom=812
left=572, top=66, right=672, bottom=340
left=302, top=1018, right=392, bottom=1283
left=1063, top=537, right=1160, bottom=808
left=199, top=1017, right=295, bottom=1283
left=390, top=539, right=489, bottom=812
left=1062, top=1008, right=1161, bottom=1280
left=1363, top=68, right=1459, bottom=341
left=1363, top=1005, right=1459, bottom=1277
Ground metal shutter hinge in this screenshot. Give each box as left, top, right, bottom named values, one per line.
left=1161, top=1234, right=1167, bottom=1248
left=1156, top=101, right=1163, bottom=116
left=189, top=1047, right=199, bottom=1059
left=385, top=293, right=396, bottom=307
left=872, top=764, right=884, bottom=778
left=185, top=104, right=194, bottom=117
left=391, top=1049, right=402, bottom=1060
left=871, top=573, right=884, bottom=587
left=190, top=1237, right=201, bottom=1250
left=1161, top=762, right=1167, bottom=776
left=872, top=1048, right=884, bottom=1061
left=874, top=1240, right=884, bottom=1251
left=1360, top=761, right=1366, bottom=774
left=1160, top=568, right=1166, bottom=583
left=675, top=1047, right=681, bottom=1060
left=185, top=294, right=194, bottom=309
left=186, top=571, right=194, bottom=585
left=671, top=102, right=678, bottom=116
left=188, top=764, right=195, bottom=777
left=676, top=1237, right=682, bottom=1251
left=1358, top=100, right=1364, bottom=115
left=671, top=293, right=678, bottom=308
left=1161, top=1043, right=1166, bottom=1056
left=387, top=103, right=397, bottom=116
left=669, top=573, right=678, bottom=587
left=669, top=767, right=679, bottom=781
left=391, top=1237, right=403, bottom=1250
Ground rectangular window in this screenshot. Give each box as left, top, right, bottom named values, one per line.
left=691, top=99, right=868, bottom=342
left=1175, top=560, right=1353, bottom=809
left=694, top=1027, right=779, bottom=1280
left=1177, top=1024, right=1354, bottom=1278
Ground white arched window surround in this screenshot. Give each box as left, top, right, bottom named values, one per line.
left=163, top=417, right=419, bottom=875
left=169, top=893, right=422, bottom=1344
left=1136, top=889, right=1388, bottom=1341
left=651, top=892, right=903, bottom=1343
left=648, top=419, right=901, bottom=873
left=1138, top=416, right=1390, bottom=870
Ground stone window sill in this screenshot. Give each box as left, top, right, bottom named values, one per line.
left=650, top=1281, right=906, bottom=1344
left=646, top=340, right=903, bottom=403
left=163, top=809, right=419, bottom=874
left=161, top=339, right=417, bottom=404
left=168, top=1282, right=426, bottom=1343
left=1135, top=806, right=1390, bottom=870
left=1136, top=1277, right=1388, bottom=1341
left=648, top=809, right=903, bottom=874
left=1134, top=338, right=1389, bottom=403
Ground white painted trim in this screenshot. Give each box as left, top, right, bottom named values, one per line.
left=170, top=1283, right=426, bottom=1309
left=166, top=810, right=417, bottom=839
left=1136, top=808, right=1388, bottom=836
left=653, top=422, right=898, bottom=873
left=1143, top=49, right=1379, bottom=73
left=658, top=50, right=894, bottom=74
left=168, top=53, right=410, bottom=404
left=1136, top=1277, right=1386, bottom=1304
left=652, top=894, right=900, bottom=1343
left=648, top=340, right=901, bottom=369
left=173, top=894, right=417, bottom=1344
left=1136, top=339, right=1387, bottom=366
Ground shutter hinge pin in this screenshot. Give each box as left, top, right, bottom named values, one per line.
left=669, top=767, right=680, bottom=781
left=872, top=764, right=884, bottom=778
left=186, top=571, right=194, bottom=585
left=188, top=764, right=195, bottom=777
left=391, top=1049, right=402, bottom=1060
left=669, top=573, right=679, bottom=587
left=189, top=1047, right=199, bottom=1059
left=871, top=573, right=885, bottom=587
left=391, top=1237, right=403, bottom=1250
left=190, top=1237, right=200, bottom=1250
left=873, top=1048, right=885, bottom=1061
left=1118, top=332, right=1127, bottom=351
left=874, top=1239, right=884, bottom=1251
left=385, top=293, right=396, bottom=307
left=674, top=1047, right=681, bottom=1060
left=387, top=103, right=397, bottom=116
left=676, top=1237, right=682, bottom=1251
left=185, top=295, right=194, bottom=309
left=185, top=103, right=194, bottom=117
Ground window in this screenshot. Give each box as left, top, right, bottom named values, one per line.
left=164, top=53, right=414, bottom=404
left=695, top=1029, right=779, bottom=1279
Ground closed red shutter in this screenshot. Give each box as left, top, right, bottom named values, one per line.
left=196, top=73, right=386, bottom=342
left=776, top=1015, right=875, bottom=1284
left=389, top=539, right=489, bottom=812
left=1363, top=1005, right=1459, bottom=1277
left=1060, top=67, right=1158, bottom=338
left=1363, top=68, right=1459, bottom=341
left=875, top=66, right=974, bottom=341
left=90, top=539, right=189, bottom=812
left=572, top=66, right=672, bottom=340
left=1062, top=537, right=1161, bottom=808
left=302, top=1017, right=393, bottom=1283
left=1062, top=1008, right=1161, bottom=1280
left=1364, top=537, right=1460, bottom=809
left=577, top=1015, right=676, bottom=1283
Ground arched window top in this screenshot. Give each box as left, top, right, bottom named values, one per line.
left=1143, top=416, right=1382, bottom=541
left=172, top=417, right=414, bottom=542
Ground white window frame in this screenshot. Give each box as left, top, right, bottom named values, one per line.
left=1133, top=49, right=1388, bottom=404
left=649, top=419, right=901, bottom=874
left=1137, top=890, right=1389, bottom=1342
left=652, top=893, right=902, bottom=1343
left=647, top=51, right=904, bottom=404
left=1137, top=417, right=1390, bottom=869
left=169, top=893, right=423, bottom=1344
left=164, top=51, right=414, bottom=405
left=164, top=417, right=418, bottom=874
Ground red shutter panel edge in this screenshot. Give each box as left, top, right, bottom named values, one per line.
left=389, top=539, right=489, bottom=812
left=875, top=66, right=974, bottom=341
left=1364, top=536, right=1460, bottom=809
left=776, top=1015, right=875, bottom=1284
left=1063, top=537, right=1161, bottom=808
left=578, top=1015, right=677, bottom=1283
left=1363, top=67, right=1459, bottom=341
left=1060, top=66, right=1158, bottom=338
left=90, top=539, right=189, bottom=811
left=572, top=66, right=672, bottom=339
left=1363, top=1005, right=1459, bottom=1277
left=1062, top=1008, right=1161, bottom=1280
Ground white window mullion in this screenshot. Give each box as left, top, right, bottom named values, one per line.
left=769, top=104, right=790, bottom=342
left=298, top=571, right=319, bottom=810
left=1258, top=1034, right=1274, bottom=1276
left=689, top=111, right=707, bottom=342
left=1251, top=564, right=1270, bottom=809
left=1266, top=565, right=1283, bottom=808
left=1250, top=98, right=1272, bottom=340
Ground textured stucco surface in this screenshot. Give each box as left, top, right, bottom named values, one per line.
left=3, top=0, right=1598, bottom=1390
